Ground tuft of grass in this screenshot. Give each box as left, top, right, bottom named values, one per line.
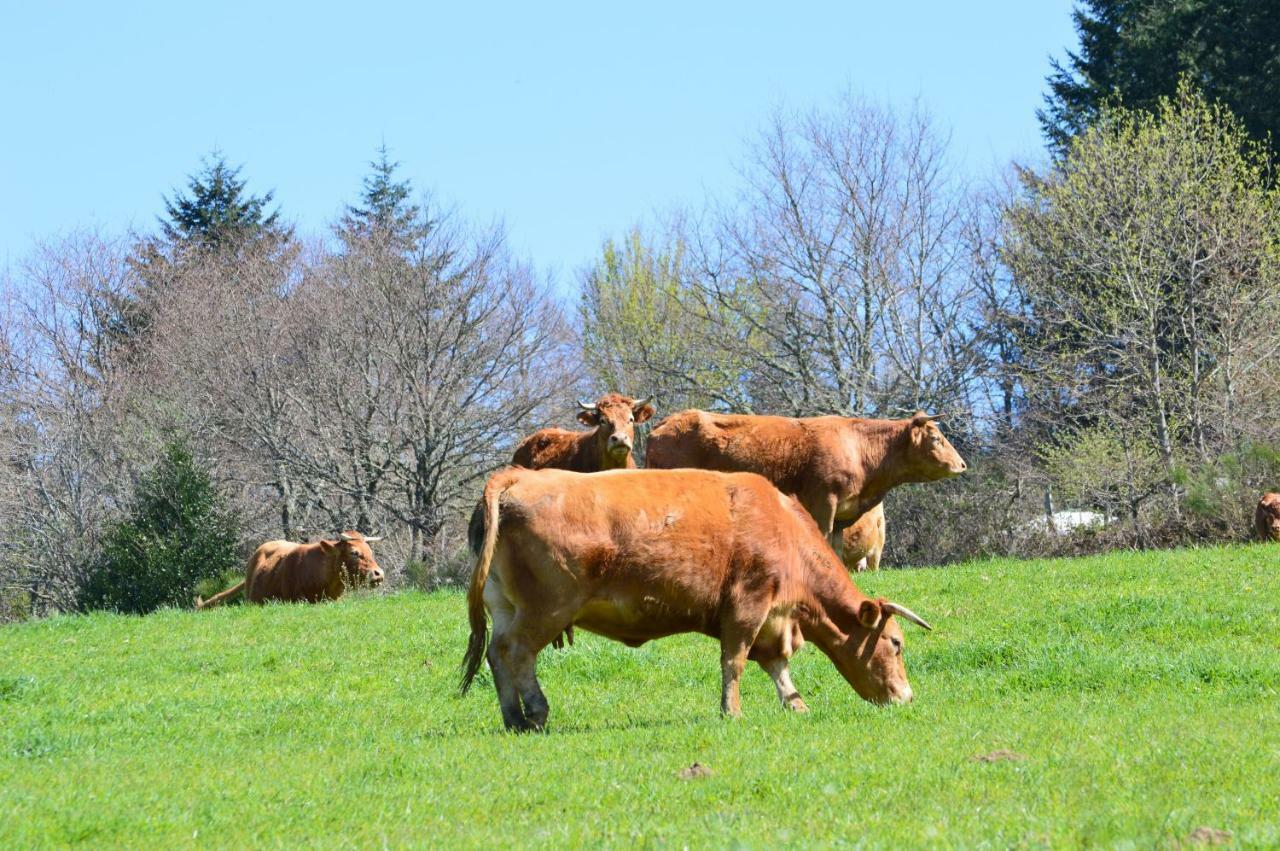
left=1, top=545, right=1278, bottom=847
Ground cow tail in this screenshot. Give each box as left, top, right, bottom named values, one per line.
left=194, top=580, right=245, bottom=610
left=460, top=469, right=518, bottom=694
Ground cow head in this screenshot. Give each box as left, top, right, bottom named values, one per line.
left=1259, top=493, right=1280, bottom=542
left=830, top=597, right=931, bottom=705
left=321, top=531, right=385, bottom=587
left=904, top=412, right=967, bottom=481
left=577, top=393, right=655, bottom=465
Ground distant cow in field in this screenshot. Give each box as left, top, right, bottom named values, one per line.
left=511, top=393, right=655, bottom=472
left=460, top=467, right=932, bottom=731
left=842, top=503, right=886, bottom=572
left=195, top=532, right=384, bottom=609
left=646, top=410, right=965, bottom=550
left=1256, top=493, right=1280, bottom=542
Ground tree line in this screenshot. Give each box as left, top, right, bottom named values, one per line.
left=2, top=0, right=1279, bottom=619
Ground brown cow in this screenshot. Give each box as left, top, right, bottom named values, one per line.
left=511, top=393, right=655, bottom=472
left=647, top=410, right=966, bottom=549
left=842, top=503, right=886, bottom=572
left=195, top=531, right=384, bottom=609
left=1256, top=493, right=1280, bottom=542
left=459, top=467, right=933, bottom=731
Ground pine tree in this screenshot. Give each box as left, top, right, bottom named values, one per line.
left=80, top=438, right=241, bottom=614
left=1041, top=1, right=1280, bottom=159
left=337, top=145, right=429, bottom=252
left=159, top=151, right=286, bottom=251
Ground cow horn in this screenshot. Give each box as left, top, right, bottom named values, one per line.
left=338, top=532, right=355, bottom=542
left=363, top=536, right=382, bottom=543
left=882, top=601, right=933, bottom=631
left=577, top=399, right=598, bottom=411
left=633, top=395, right=654, bottom=409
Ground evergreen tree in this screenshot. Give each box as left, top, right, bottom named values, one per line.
left=1041, top=0, right=1280, bottom=158
left=80, top=438, right=241, bottom=614
left=337, top=145, right=429, bottom=252
left=114, top=152, right=289, bottom=351
left=159, top=151, right=286, bottom=251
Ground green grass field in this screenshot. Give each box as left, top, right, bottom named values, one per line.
left=2, top=546, right=1278, bottom=848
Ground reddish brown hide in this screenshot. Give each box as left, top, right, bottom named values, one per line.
left=646, top=410, right=965, bottom=550
left=195, top=531, right=384, bottom=609
left=459, top=467, right=932, bottom=731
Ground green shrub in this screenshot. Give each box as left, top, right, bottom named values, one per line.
left=79, top=438, right=241, bottom=614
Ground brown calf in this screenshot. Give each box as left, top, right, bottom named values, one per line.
left=459, top=467, right=932, bottom=731
left=195, top=531, right=384, bottom=609
left=511, top=393, right=655, bottom=472
left=842, top=503, right=886, bottom=572
left=1256, top=493, right=1280, bottom=542
left=646, top=410, right=966, bottom=550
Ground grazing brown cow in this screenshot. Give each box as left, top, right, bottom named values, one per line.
left=1256, top=493, right=1280, bottom=542
left=842, top=503, right=886, bottom=572
left=647, top=410, right=966, bottom=549
left=195, top=531, right=384, bottom=609
left=511, top=393, right=655, bottom=472
left=459, top=467, right=932, bottom=731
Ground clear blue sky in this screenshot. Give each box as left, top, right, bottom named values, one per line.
left=1, top=1, right=1077, bottom=283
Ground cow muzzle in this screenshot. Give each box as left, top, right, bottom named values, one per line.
left=368, top=568, right=385, bottom=585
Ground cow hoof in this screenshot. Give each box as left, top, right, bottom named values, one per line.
left=785, top=697, right=809, bottom=713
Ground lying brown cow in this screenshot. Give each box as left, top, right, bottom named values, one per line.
left=647, top=410, right=965, bottom=549
left=842, top=503, right=886, bottom=572
left=1256, top=493, right=1280, bottom=542
left=511, top=393, right=655, bottom=471
left=460, top=467, right=932, bottom=731
left=195, top=531, right=384, bottom=609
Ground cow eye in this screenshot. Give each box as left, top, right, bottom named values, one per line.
left=890, top=636, right=903, bottom=654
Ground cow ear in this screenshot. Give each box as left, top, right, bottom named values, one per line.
left=634, top=403, right=655, bottom=424
left=577, top=410, right=598, bottom=427
left=319, top=540, right=337, bottom=553
left=857, top=599, right=881, bottom=629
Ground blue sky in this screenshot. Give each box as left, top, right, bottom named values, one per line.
left=1, top=1, right=1077, bottom=283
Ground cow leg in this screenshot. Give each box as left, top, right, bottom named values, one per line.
left=866, top=547, right=881, bottom=571
left=484, top=586, right=529, bottom=732
left=809, top=493, right=843, bottom=555
left=759, top=656, right=808, bottom=712
left=500, top=609, right=575, bottom=732
left=719, top=611, right=770, bottom=717
left=486, top=638, right=529, bottom=732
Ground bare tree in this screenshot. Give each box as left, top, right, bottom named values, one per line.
left=681, top=93, right=983, bottom=418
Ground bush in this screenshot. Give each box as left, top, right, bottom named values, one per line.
left=79, top=439, right=241, bottom=614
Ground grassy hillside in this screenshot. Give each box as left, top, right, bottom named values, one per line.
left=2, top=546, right=1278, bottom=848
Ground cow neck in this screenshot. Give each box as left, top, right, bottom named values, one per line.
left=795, top=549, right=866, bottom=650
left=844, top=418, right=910, bottom=507
left=321, top=542, right=347, bottom=591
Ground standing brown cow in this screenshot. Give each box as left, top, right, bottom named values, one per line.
left=1256, top=493, right=1280, bottom=542
left=647, top=410, right=965, bottom=549
left=511, top=393, right=655, bottom=471
left=842, top=503, right=886, bottom=572
left=195, top=531, right=384, bottom=609
left=511, top=391, right=654, bottom=648
left=460, top=467, right=932, bottom=731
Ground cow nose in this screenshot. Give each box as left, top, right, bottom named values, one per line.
left=370, top=568, right=385, bottom=584
left=892, top=685, right=914, bottom=705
